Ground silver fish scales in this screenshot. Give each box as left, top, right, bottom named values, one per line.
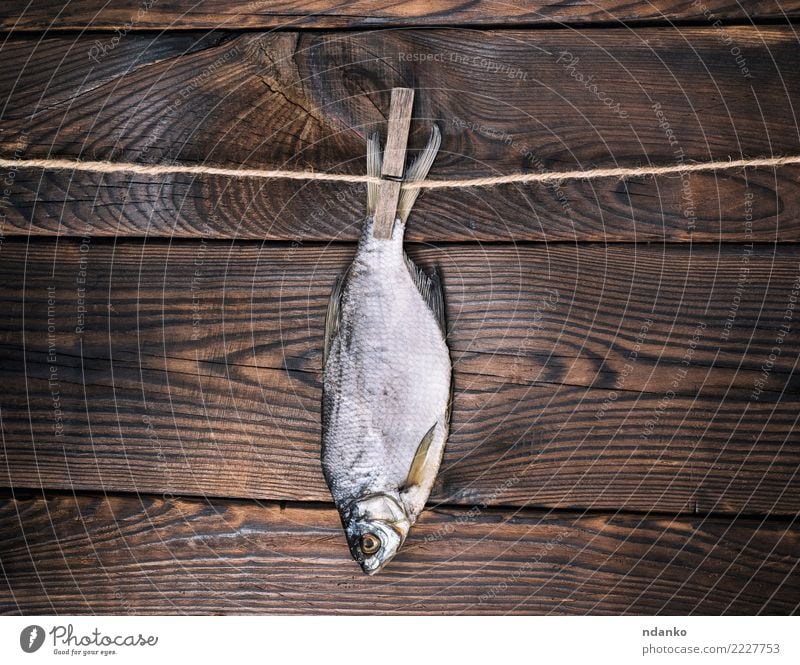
left=321, top=126, right=451, bottom=574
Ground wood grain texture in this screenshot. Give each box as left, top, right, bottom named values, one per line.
left=1, top=239, right=798, bottom=513
left=2, top=28, right=799, bottom=241
left=1, top=492, right=798, bottom=615
left=3, top=1, right=799, bottom=31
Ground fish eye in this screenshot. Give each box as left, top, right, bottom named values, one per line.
left=359, top=532, right=381, bottom=555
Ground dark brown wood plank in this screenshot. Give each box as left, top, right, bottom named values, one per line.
left=1, top=492, right=797, bottom=614
left=2, top=1, right=799, bottom=31
left=1, top=239, right=798, bottom=513
left=2, top=28, right=799, bottom=241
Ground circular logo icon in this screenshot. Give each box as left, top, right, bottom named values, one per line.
left=20, top=625, right=45, bottom=653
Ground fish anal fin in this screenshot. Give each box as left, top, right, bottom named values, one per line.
left=404, top=253, right=446, bottom=335
left=324, top=272, right=345, bottom=363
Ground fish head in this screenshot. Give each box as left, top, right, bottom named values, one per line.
left=342, top=493, right=411, bottom=575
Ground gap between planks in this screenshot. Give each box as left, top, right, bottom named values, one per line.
left=6, top=485, right=800, bottom=526
left=2, top=488, right=797, bottom=521
left=9, top=237, right=798, bottom=247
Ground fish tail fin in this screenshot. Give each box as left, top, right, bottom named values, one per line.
left=397, top=124, right=441, bottom=224
left=366, top=132, right=382, bottom=216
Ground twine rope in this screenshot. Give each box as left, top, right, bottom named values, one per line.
left=1, top=154, right=798, bottom=190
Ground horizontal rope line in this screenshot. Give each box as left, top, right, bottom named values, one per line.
left=0, top=154, right=798, bottom=190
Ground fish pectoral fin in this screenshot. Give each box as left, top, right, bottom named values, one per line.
left=401, top=421, right=438, bottom=491
left=324, top=272, right=346, bottom=363
left=404, top=254, right=446, bottom=335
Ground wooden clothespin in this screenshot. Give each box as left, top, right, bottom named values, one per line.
left=371, top=87, right=415, bottom=240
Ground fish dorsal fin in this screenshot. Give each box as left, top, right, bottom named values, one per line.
left=402, top=422, right=438, bottom=491
left=324, top=272, right=345, bottom=363
left=404, top=253, right=446, bottom=335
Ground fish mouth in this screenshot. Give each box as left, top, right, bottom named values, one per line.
left=360, top=553, right=396, bottom=576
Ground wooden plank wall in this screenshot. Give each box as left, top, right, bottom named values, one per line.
left=1, top=1, right=799, bottom=614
